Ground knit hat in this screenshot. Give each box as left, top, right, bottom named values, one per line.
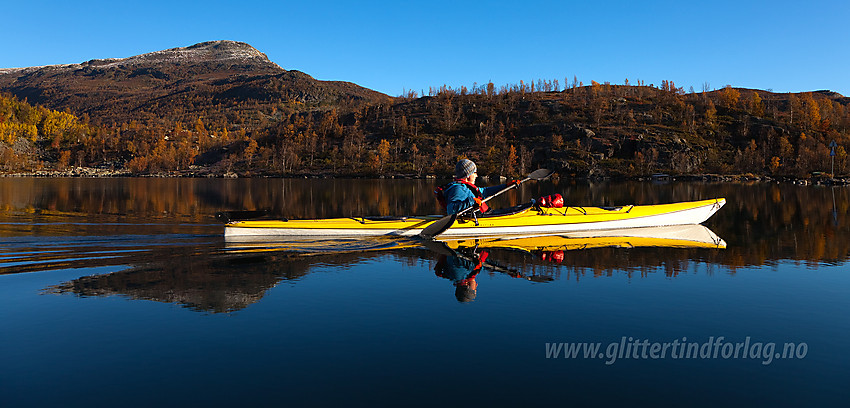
left=454, top=159, right=477, bottom=179
left=455, top=285, right=477, bottom=303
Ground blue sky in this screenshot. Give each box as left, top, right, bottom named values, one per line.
left=3, top=0, right=848, bottom=97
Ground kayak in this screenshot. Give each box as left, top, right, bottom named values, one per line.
left=223, top=198, right=725, bottom=238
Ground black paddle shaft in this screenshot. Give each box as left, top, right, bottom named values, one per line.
left=215, top=210, right=273, bottom=223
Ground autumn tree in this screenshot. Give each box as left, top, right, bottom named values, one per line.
left=505, top=145, right=518, bottom=177
left=836, top=146, right=847, bottom=174
left=704, top=100, right=718, bottom=130
left=718, top=85, right=741, bottom=109
left=242, top=139, right=258, bottom=166
left=319, top=109, right=342, bottom=139
left=748, top=92, right=765, bottom=117
left=377, top=139, right=391, bottom=172
left=368, top=152, right=381, bottom=171
left=789, top=94, right=801, bottom=125
left=778, top=136, right=795, bottom=169
left=769, top=156, right=781, bottom=174
left=57, top=150, right=72, bottom=170
left=410, top=143, right=424, bottom=175
left=802, top=93, right=821, bottom=131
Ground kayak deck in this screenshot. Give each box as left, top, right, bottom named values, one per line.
left=224, top=198, right=726, bottom=238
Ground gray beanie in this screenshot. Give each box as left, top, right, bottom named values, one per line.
left=454, top=159, right=477, bottom=179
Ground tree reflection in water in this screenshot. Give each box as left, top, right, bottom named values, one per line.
left=0, top=178, right=846, bottom=312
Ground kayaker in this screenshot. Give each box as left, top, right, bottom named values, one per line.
left=437, top=159, right=519, bottom=215
left=434, top=250, right=489, bottom=302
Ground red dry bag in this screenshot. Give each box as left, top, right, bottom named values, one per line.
left=538, top=194, right=564, bottom=208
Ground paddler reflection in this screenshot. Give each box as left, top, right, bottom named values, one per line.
left=434, top=249, right=488, bottom=303
left=430, top=243, right=552, bottom=303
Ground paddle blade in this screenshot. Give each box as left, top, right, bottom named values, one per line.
left=420, top=239, right=457, bottom=257
left=527, top=275, right=555, bottom=283
left=420, top=214, right=457, bottom=239
left=215, top=210, right=270, bottom=223
left=528, top=168, right=555, bottom=180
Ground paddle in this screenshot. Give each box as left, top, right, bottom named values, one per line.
left=420, top=168, right=554, bottom=239
left=215, top=210, right=273, bottom=223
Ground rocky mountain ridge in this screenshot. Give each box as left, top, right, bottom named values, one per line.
left=0, top=40, right=388, bottom=124
left=1, top=41, right=280, bottom=73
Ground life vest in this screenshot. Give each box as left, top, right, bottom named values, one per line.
left=434, top=180, right=489, bottom=213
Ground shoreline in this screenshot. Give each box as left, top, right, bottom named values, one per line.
left=2, top=166, right=848, bottom=185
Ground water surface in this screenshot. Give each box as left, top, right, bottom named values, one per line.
left=1, top=178, right=848, bottom=406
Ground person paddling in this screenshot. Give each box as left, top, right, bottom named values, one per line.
left=437, top=159, right=519, bottom=215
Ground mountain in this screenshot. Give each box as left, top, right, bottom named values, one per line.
left=0, top=41, right=389, bottom=124
left=1, top=43, right=848, bottom=179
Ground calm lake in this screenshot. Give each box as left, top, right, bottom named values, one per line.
left=1, top=177, right=848, bottom=406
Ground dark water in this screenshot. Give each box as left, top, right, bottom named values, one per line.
left=1, top=178, right=848, bottom=406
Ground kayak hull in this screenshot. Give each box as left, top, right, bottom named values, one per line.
left=224, top=198, right=726, bottom=238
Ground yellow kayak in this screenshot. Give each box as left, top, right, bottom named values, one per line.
left=224, top=198, right=725, bottom=238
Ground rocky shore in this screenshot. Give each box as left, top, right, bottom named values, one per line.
left=2, top=166, right=849, bottom=185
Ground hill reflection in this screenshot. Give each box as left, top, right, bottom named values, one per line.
left=40, top=226, right=730, bottom=312
left=44, top=251, right=346, bottom=313
left=42, top=244, right=437, bottom=313
left=0, top=178, right=847, bottom=313
left=2, top=178, right=847, bottom=265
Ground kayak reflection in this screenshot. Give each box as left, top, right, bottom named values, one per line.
left=438, top=224, right=727, bottom=255
left=43, top=225, right=725, bottom=313
left=426, top=224, right=725, bottom=302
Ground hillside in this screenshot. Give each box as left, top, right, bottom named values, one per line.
left=1, top=42, right=848, bottom=179
left=0, top=41, right=390, bottom=125
left=366, top=84, right=849, bottom=179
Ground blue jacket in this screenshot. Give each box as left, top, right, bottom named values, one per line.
left=435, top=255, right=477, bottom=283
left=444, top=182, right=506, bottom=215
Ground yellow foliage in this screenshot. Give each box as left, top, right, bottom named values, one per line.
left=43, top=110, right=80, bottom=145
left=0, top=121, right=38, bottom=145
left=377, top=139, right=390, bottom=159
left=719, top=86, right=740, bottom=108
left=127, top=155, right=148, bottom=173
left=506, top=145, right=518, bottom=177
left=769, top=156, right=781, bottom=173
left=369, top=153, right=381, bottom=171
left=57, top=150, right=72, bottom=170
left=750, top=92, right=764, bottom=116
